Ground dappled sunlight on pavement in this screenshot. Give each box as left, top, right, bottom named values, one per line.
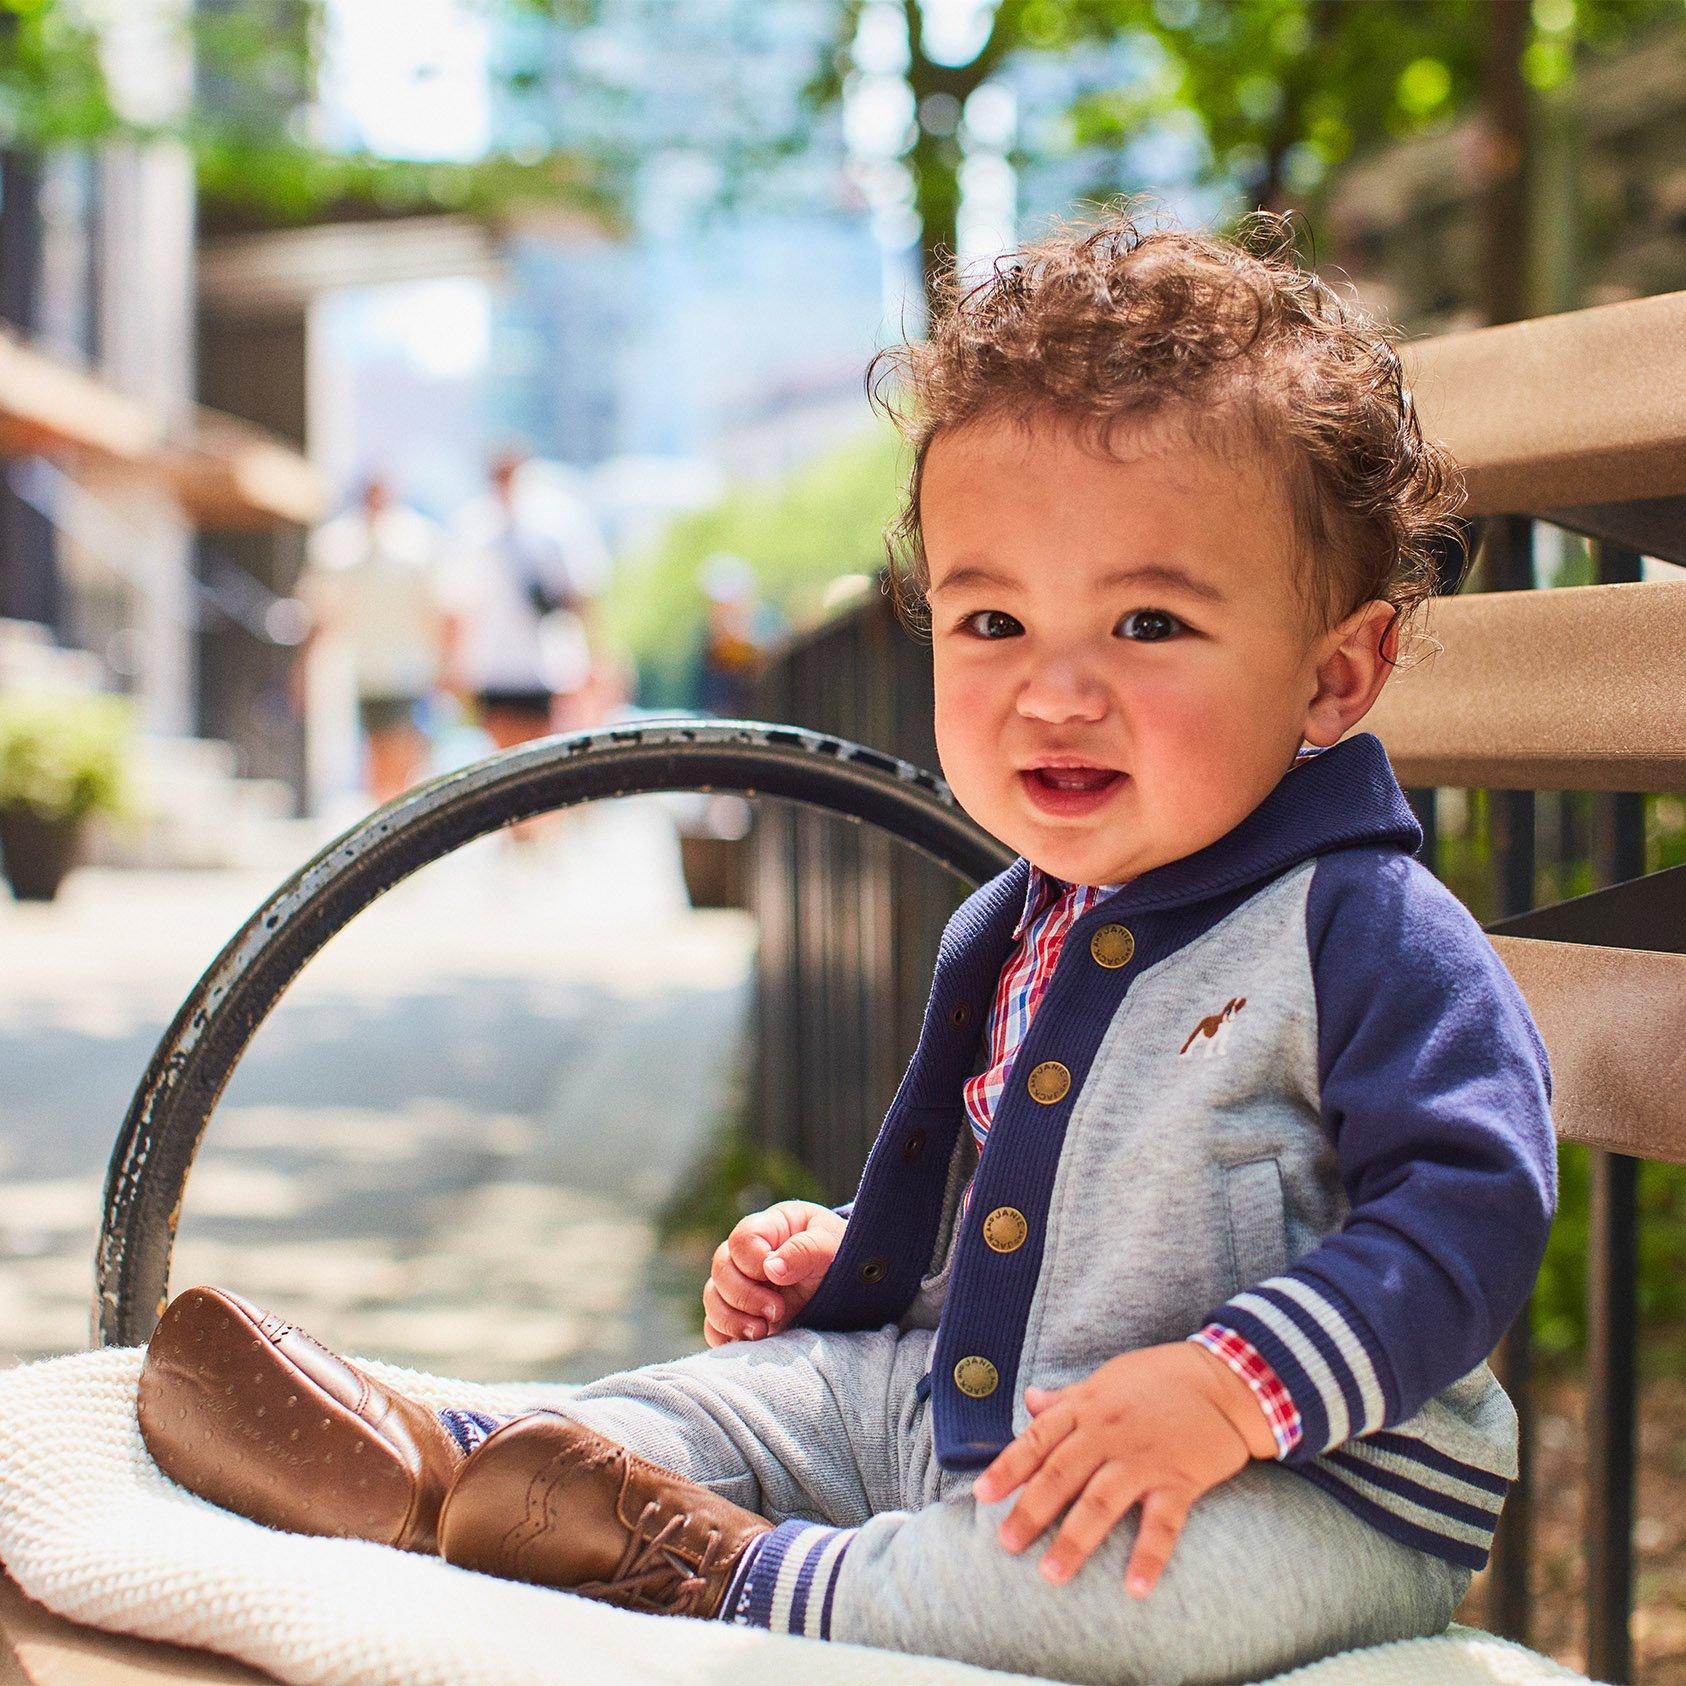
left=0, top=795, right=754, bottom=1383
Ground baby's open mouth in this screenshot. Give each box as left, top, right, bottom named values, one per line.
left=1020, top=765, right=1126, bottom=815
left=1030, top=767, right=1117, bottom=792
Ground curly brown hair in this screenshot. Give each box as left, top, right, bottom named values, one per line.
left=868, top=204, right=1466, bottom=662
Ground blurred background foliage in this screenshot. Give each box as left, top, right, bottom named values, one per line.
left=4, top=0, right=1677, bottom=248
left=0, top=0, right=621, bottom=226
left=1537, top=1145, right=1686, bottom=1375
left=796, top=0, right=1678, bottom=301
left=0, top=690, right=133, bottom=822
left=602, top=423, right=903, bottom=707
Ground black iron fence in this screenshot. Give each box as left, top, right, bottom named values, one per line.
left=748, top=586, right=967, bottom=1201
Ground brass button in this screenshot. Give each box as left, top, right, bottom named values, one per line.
left=953, top=1356, right=999, bottom=1398
left=901, top=1129, right=927, bottom=1162
left=858, top=1256, right=888, bottom=1285
left=1026, top=1060, right=1071, bottom=1104
left=950, top=1000, right=972, bottom=1028
left=983, top=1206, right=1029, bottom=1253
left=1090, top=923, right=1136, bottom=969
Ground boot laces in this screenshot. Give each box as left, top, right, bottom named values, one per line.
left=572, top=1500, right=727, bottom=1617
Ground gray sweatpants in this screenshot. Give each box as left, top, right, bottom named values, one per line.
left=559, top=1323, right=1473, bottom=1685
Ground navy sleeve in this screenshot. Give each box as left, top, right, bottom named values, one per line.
left=1202, top=849, right=1557, bottom=1461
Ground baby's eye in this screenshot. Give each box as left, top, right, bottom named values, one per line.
left=1116, top=608, right=1185, bottom=642
left=960, top=610, right=1023, bottom=640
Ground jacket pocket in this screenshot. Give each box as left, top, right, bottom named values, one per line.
left=1221, top=1156, right=1289, bottom=1293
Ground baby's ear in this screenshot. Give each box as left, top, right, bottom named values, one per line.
left=1303, top=598, right=1395, bottom=743
left=1379, top=609, right=1402, bottom=666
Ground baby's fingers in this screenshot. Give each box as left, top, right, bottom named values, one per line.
left=1039, top=1462, right=1137, bottom=1584
left=710, top=1244, right=783, bottom=1322
left=725, top=1211, right=785, bottom=1280
left=701, top=1279, right=768, bottom=1343
left=764, top=1224, right=837, bottom=1288
left=974, top=1407, right=1072, bottom=1506
left=1122, top=1488, right=1192, bottom=1598
left=998, top=1434, right=1101, bottom=1555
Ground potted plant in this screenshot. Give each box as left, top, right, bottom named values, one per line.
left=0, top=692, right=134, bottom=901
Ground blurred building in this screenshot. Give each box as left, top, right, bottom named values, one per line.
left=0, top=10, right=331, bottom=858
left=0, top=4, right=552, bottom=837
left=483, top=1, right=886, bottom=483
left=0, top=142, right=200, bottom=740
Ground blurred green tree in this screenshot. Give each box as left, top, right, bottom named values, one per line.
left=0, top=0, right=620, bottom=227
left=799, top=0, right=1679, bottom=308
left=601, top=423, right=904, bottom=707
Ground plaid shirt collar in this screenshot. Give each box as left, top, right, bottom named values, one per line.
left=1012, top=866, right=1119, bottom=940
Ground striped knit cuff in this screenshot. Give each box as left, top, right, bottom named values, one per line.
left=1189, top=1325, right=1303, bottom=1458
left=726, top=1520, right=855, bottom=1638
left=1206, top=1273, right=1393, bottom=1459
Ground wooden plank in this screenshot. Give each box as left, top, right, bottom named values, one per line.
left=1403, top=290, right=1686, bottom=516
left=1490, top=936, right=1686, bottom=1163
left=1354, top=579, right=1686, bottom=790
left=0, top=1576, right=269, bottom=1685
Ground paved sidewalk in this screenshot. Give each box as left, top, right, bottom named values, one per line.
left=0, top=796, right=755, bottom=1385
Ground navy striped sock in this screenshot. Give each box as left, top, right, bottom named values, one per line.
left=722, top=1531, right=769, bottom=1622
left=438, top=1408, right=507, bottom=1456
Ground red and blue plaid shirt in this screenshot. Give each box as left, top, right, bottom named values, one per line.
left=959, top=753, right=1330, bottom=1458
left=960, top=867, right=1117, bottom=1164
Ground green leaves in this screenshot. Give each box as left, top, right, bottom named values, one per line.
left=602, top=425, right=907, bottom=708
left=0, top=692, right=134, bottom=824
left=0, top=0, right=623, bottom=227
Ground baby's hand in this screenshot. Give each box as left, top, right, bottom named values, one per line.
left=971, top=1341, right=1277, bottom=1596
left=703, top=1199, right=847, bottom=1348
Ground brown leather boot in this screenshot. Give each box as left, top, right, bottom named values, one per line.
left=438, top=1411, right=773, bottom=1617
left=138, top=1284, right=463, bottom=1553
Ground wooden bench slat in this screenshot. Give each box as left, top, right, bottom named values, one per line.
left=1403, top=290, right=1686, bottom=516
left=1491, top=936, right=1686, bottom=1163
left=1351, top=579, right=1686, bottom=790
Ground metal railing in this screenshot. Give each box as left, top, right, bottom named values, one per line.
left=748, top=590, right=969, bottom=1200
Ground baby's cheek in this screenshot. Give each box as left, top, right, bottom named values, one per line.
left=932, top=677, right=1000, bottom=799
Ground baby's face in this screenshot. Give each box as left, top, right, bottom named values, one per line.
left=922, top=415, right=1390, bottom=888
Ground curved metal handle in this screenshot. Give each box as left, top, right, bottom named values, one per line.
left=96, top=719, right=1012, bottom=1347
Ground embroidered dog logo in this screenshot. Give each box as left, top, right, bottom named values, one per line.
left=1179, top=997, right=1246, bottom=1059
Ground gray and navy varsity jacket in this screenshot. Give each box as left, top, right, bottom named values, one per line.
left=797, top=730, right=1557, bottom=1571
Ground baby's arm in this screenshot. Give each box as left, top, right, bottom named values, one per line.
left=1193, top=851, right=1557, bottom=1461
left=703, top=1199, right=847, bottom=1347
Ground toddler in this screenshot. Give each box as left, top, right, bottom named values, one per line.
left=139, top=209, right=1556, bottom=1686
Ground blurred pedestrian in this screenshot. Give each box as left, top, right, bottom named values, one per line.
left=441, top=447, right=612, bottom=751
left=690, top=553, right=771, bottom=718
left=297, top=473, right=447, bottom=809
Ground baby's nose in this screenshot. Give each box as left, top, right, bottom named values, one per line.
left=1015, top=659, right=1109, bottom=723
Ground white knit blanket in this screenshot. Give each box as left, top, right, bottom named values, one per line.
left=0, top=1349, right=1592, bottom=1686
